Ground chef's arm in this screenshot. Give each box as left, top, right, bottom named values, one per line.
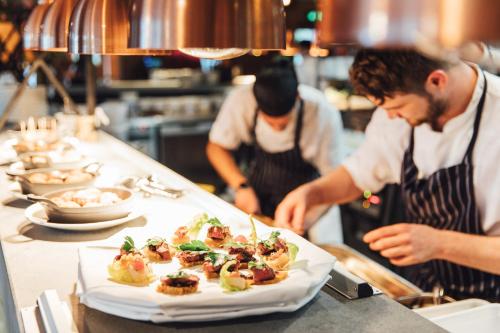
left=275, top=166, right=363, bottom=233
left=206, top=141, right=246, bottom=189
left=305, top=166, right=364, bottom=206
left=437, top=230, right=500, bottom=275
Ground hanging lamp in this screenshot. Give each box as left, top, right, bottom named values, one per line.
left=68, top=0, right=174, bottom=55
left=128, top=0, right=286, bottom=60
left=39, top=0, right=76, bottom=52
left=23, top=0, right=54, bottom=51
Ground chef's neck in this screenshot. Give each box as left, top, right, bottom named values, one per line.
left=439, top=62, right=479, bottom=127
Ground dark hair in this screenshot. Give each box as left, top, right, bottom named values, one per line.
left=349, top=48, right=450, bottom=103
left=253, top=66, right=298, bottom=117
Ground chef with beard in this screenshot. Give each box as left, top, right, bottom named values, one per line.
left=276, top=48, right=500, bottom=301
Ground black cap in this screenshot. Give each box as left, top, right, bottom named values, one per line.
left=253, top=67, right=298, bottom=117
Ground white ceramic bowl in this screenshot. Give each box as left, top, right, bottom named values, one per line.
left=19, top=150, right=87, bottom=170
left=14, top=167, right=98, bottom=195
left=37, top=187, right=134, bottom=223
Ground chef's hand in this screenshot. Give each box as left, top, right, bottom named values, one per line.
left=363, top=223, right=443, bottom=266
left=235, top=187, right=261, bottom=215
left=275, top=185, right=313, bottom=235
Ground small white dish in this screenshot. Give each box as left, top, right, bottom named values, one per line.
left=25, top=203, right=142, bottom=231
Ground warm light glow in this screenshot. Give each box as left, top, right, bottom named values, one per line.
left=179, top=48, right=249, bottom=60
left=232, top=75, right=256, bottom=85
left=439, top=0, right=466, bottom=48
left=308, top=45, right=329, bottom=57
left=251, top=49, right=263, bottom=57
left=283, top=0, right=291, bottom=6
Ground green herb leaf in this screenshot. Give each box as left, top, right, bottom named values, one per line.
left=205, top=252, right=230, bottom=266
left=145, top=236, right=165, bottom=247
left=270, top=231, right=281, bottom=240
left=223, top=241, right=246, bottom=249
left=287, top=242, right=299, bottom=263
left=248, top=261, right=267, bottom=270
left=187, top=213, right=209, bottom=237
left=166, top=271, right=190, bottom=279
left=206, top=217, right=223, bottom=227
left=122, top=236, right=135, bottom=252
left=179, top=240, right=211, bottom=252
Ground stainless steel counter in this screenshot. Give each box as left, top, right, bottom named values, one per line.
left=0, top=132, right=444, bottom=332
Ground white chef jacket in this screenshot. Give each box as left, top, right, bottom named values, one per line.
left=210, top=84, right=345, bottom=243
left=343, top=68, right=500, bottom=235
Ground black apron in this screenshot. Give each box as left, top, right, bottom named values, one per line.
left=248, top=100, right=320, bottom=217
left=401, top=75, right=500, bottom=301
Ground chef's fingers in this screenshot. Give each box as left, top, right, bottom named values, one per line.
left=363, top=223, right=410, bottom=243
left=390, top=256, right=417, bottom=266
left=275, top=201, right=294, bottom=230
left=380, top=245, right=412, bottom=259
left=291, top=203, right=306, bottom=235
left=369, top=233, right=410, bottom=251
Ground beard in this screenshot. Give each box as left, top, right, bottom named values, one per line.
left=409, top=95, right=448, bottom=132
left=426, top=96, right=448, bottom=132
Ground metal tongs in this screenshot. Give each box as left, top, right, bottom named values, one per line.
left=120, top=175, right=184, bottom=199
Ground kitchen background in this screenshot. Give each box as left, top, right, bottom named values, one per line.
left=3, top=0, right=494, bottom=270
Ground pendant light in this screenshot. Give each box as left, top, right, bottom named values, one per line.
left=39, top=0, right=76, bottom=52
left=24, top=0, right=53, bottom=51
left=68, top=0, right=172, bottom=55
left=129, top=0, right=286, bottom=60
left=317, top=0, right=500, bottom=49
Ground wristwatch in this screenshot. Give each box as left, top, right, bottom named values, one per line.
left=235, top=181, right=250, bottom=191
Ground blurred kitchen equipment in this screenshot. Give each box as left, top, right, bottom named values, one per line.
left=415, top=298, right=489, bottom=320
left=430, top=304, right=500, bottom=333
left=0, top=59, right=79, bottom=131
left=325, top=262, right=381, bottom=299
left=320, top=244, right=422, bottom=299
left=120, top=175, right=184, bottom=199
left=398, top=291, right=455, bottom=309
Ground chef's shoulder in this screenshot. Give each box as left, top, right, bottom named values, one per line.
left=218, top=84, right=257, bottom=123
left=484, top=71, right=500, bottom=102
left=298, top=84, right=341, bottom=127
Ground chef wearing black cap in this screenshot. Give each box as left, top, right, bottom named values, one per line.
left=207, top=66, right=344, bottom=243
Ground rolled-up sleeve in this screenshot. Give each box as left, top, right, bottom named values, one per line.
left=342, top=108, right=410, bottom=193
left=209, top=87, right=253, bottom=150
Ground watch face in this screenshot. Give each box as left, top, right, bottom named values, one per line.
left=238, top=182, right=250, bottom=189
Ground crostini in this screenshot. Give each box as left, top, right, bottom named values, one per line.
left=143, top=237, right=172, bottom=262
left=108, top=236, right=155, bottom=285
left=176, top=240, right=211, bottom=267
left=157, top=271, right=200, bottom=295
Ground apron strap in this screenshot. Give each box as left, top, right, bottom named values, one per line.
left=463, top=72, right=488, bottom=162
left=293, top=99, right=305, bottom=148
left=251, top=105, right=259, bottom=144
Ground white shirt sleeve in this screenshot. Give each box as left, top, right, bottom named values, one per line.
left=310, top=100, right=345, bottom=175
left=342, top=108, right=410, bottom=193
left=209, top=87, right=254, bottom=150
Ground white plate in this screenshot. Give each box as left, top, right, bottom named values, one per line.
left=25, top=203, right=142, bottom=231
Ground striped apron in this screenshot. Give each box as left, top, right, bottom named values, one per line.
left=248, top=99, right=320, bottom=217
left=401, top=76, right=500, bottom=301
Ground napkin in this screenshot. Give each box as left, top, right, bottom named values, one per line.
left=78, top=229, right=335, bottom=322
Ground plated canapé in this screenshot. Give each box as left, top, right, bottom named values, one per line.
left=107, top=214, right=299, bottom=296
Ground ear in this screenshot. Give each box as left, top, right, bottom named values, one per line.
left=425, top=70, right=448, bottom=95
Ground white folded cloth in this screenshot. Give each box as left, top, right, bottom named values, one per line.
left=78, top=229, right=335, bottom=322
